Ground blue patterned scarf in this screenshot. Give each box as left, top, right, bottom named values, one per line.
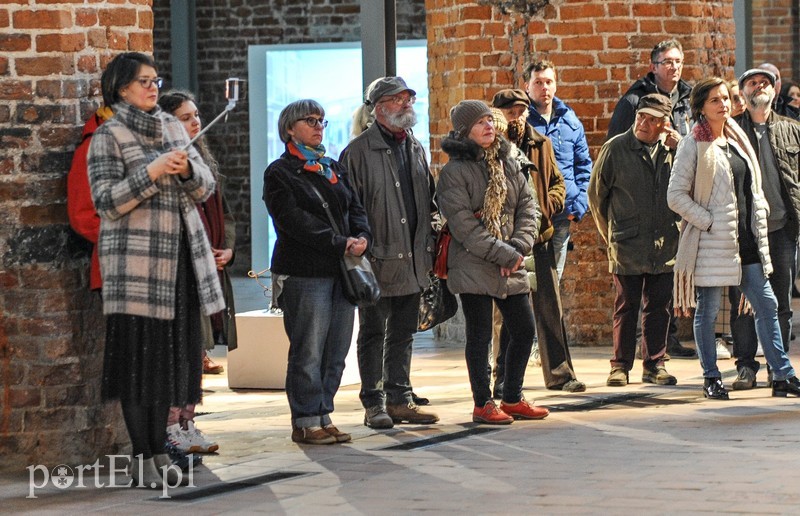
left=287, top=141, right=337, bottom=183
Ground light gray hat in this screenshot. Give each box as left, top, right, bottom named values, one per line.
left=365, top=76, right=416, bottom=106
left=739, top=68, right=776, bottom=89
left=450, top=100, right=492, bottom=138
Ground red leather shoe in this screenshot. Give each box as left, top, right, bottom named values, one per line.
left=472, top=401, right=513, bottom=425
left=203, top=355, right=224, bottom=375
left=500, top=398, right=549, bottom=420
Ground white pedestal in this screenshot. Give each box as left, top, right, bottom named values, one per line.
left=228, top=309, right=361, bottom=390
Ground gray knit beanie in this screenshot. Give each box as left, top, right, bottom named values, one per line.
left=450, top=100, right=493, bottom=138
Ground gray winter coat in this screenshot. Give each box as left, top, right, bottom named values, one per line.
left=438, top=134, right=540, bottom=298
left=339, top=123, right=435, bottom=297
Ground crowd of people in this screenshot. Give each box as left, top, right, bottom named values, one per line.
left=67, top=42, right=800, bottom=486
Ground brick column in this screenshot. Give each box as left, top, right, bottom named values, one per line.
left=0, top=2, right=153, bottom=472
left=426, top=0, right=736, bottom=346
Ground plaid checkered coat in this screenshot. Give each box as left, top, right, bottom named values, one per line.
left=88, top=102, right=225, bottom=320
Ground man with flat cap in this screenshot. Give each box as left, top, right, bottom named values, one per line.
left=589, top=94, right=681, bottom=387
left=491, top=89, right=586, bottom=393
left=728, top=68, right=800, bottom=390
left=340, top=77, right=439, bottom=428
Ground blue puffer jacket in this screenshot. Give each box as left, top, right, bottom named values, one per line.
left=527, top=97, right=592, bottom=222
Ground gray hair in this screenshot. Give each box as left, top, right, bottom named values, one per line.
left=277, top=99, right=325, bottom=144
left=650, top=39, right=683, bottom=63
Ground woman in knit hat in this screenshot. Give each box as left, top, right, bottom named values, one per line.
left=437, top=100, right=547, bottom=424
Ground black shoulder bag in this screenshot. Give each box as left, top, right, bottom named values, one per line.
left=308, top=183, right=381, bottom=307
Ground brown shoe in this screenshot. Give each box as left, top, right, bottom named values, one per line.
left=323, top=424, right=351, bottom=443
left=386, top=402, right=439, bottom=424
left=203, top=355, right=224, bottom=375
left=291, top=426, right=336, bottom=445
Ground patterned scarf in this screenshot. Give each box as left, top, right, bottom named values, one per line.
left=287, top=140, right=337, bottom=183
left=481, top=138, right=508, bottom=239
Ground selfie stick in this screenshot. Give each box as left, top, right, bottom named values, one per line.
left=183, top=78, right=242, bottom=150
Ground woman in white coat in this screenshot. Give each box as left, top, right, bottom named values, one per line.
left=667, top=77, right=800, bottom=400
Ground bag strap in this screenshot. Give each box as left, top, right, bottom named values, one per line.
left=308, top=182, right=343, bottom=236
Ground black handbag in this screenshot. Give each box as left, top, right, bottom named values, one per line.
left=309, top=183, right=381, bottom=307
left=418, top=274, right=458, bottom=331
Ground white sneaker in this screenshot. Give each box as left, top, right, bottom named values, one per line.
left=167, top=421, right=219, bottom=453
left=183, top=421, right=219, bottom=453
left=756, top=342, right=765, bottom=357
left=529, top=340, right=541, bottom=367
left=715, top=338, right=732, bottom=359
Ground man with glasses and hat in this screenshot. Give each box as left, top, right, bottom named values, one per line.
left=607, top=38, right=698, bottom=360
left=340, top=77, right=439, bottom=429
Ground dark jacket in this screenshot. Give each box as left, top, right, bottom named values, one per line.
left=527, top=97, right=592, bottom=221
left=735, top=110, right=800, bottom=239
left=606, top=73, right=693, bottom=140
left=263, top=151, right=372, bottom=278
left=588, top=128, right=680, bottom=275
left=517, top=124, right=565, bottom=243
left=438, top=134, right=539, bottom=298
left=339, top=123, right=435, bottom=297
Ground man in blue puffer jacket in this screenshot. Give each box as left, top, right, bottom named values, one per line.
left=524, top=60, right=592, bottom=281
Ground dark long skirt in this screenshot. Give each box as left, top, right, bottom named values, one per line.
left=101, top=231, right=203, bottom=407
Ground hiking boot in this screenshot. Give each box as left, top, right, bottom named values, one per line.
left=500, top=398, right=550, bottom=420
left=291, top=426, right=337, bottom=445
left=731, top=366, right=756, bottom=390
left=548, top=379, right=586, bottom=392
left=322, top=424, right=351, bottom=443
left=364, top=406, right=394, bottom=429
left=667, top=340, right=697, bottom=359
left=772, top=375, right=800, bottom=397
left=472, top=400, right=513, bottom=425
left=202, top=354, right=224, bottom=374
left=386, top=402, right=439, bottom=424
left=703, top=377, right=729, bottom=400
left=642, top=366, right=677, bottom=386
left=606, top=368, right=629, bottom=387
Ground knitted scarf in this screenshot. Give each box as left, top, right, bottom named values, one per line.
left=673, top=118, right=761, bottom=316
left=481, top=138, right=508, bottom=239
left=287, top=140, right=337, bottom=183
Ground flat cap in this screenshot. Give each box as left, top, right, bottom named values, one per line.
left=365, top=76, right=416, bottom=106
left=637, top=93, right=672, bottom=118
left=491, top=89, right=530, bottom=109
left=738, top=68, right=776, bottom=89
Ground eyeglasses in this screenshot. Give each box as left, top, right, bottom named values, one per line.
left=135, top=77, right=163, bottom=89
left=298, top=117, right=328, bottom=128
left=654, top=59, right=683, bottom=68
left=381, top=95, right=416, bottom=106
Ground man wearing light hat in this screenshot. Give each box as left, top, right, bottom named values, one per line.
left=340, top=77, right=439, bottom=429
left=727, top=68, right=800, bottom=390
left=589, top=93, right=680, bottom=388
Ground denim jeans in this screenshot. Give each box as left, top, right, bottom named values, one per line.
left=551, top=216, right=571, bottom=281
left=278, top=276, right=355, bottom=429
left=731, top=227, right=796, bottom=372
left=612, top=272, right=672, bottom=371
left=357, top=292, right=420, bottom=408
left=694, top=263, right=795, bottom=381
left=461, top=293, right=535, bottom=406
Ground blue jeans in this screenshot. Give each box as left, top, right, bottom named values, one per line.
left=551, top=216, right=571, bottom=281
left=357, top=292, right=420, bottom=408
left=731, top=228, right=796, bottom=373
left=694, top=263, right=795, bottom=381
left=461, top=293, right=535, bottom=406
left=278, top=276, right=355, bottom=429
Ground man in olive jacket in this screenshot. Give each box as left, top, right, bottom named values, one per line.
left=729, top=68, right=800, bottom=390
left=339, top=77, right=438, bottom=429
left=589, top=94, right=680, bottom=388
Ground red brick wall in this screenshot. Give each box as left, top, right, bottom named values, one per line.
left=751, top=0, right=799, bottom=80
left=426, top=0, right=736, bottom=346
left=0, top=2, right=152, bottom=472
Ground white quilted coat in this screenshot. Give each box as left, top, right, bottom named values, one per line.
left=667, top=133, right=772, bottom=288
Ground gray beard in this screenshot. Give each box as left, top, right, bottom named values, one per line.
left=379, top=105, right=417, bottom=130
left=746, top=90, right=774, bottom=110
